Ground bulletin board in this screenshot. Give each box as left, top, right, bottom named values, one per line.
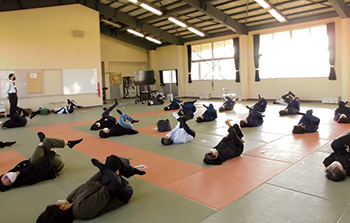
left=26, top=72, right=42, bottom=93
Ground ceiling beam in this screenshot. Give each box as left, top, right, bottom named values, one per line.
left=81, top=0, right=183, bottom=45
left=328, top=0, right=350, bottom=18
left=247, top=11, right=338, bottom=31
left=140, top=5, right=192, bottom=23
left=100, top=25, right=157, bottom=50
left=180, top=0, right=247, bottom=34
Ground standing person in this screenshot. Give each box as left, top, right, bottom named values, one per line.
left=6, top=73, right=18, bottom=118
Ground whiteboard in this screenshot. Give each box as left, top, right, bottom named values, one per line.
left=62, top=69, right=98, bottom=95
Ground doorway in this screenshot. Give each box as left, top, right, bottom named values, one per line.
left=162, top=70, right=178, bottom=98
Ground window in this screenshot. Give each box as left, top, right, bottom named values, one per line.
left=259, top=25, right=329, bottom=79
left=191, top=39, right=236, bottom=81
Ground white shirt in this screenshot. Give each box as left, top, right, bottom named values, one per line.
left=166, top=122, right=193, bottom=144
left=6, top=80, right=17, bottom=94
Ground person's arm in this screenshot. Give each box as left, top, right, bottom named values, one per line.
left=5, top=81, right=11, bottom=96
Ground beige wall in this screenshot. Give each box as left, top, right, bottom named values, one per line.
left=0, top=4, right=102, bottom=110
left=100, top=34, right=149, bottom=99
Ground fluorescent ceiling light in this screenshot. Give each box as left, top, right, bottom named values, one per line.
left=188, top=27, right=205, bottom=37
left=140, top=3, right=162, bottom=16
left=127, top=29, right=144, bottom=37
left=146, top=36, right=162, bottom=44
left=268, top=9, right=286, bottom=22
left=100, top=19, right=121, bottom=28
left=127, top=0, right=138, bottom=3
left=168, top=17, right=187, bottom=28
left=255, top=0, right=270, bottom=9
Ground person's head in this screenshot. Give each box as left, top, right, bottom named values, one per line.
left=1, top=172, right=18, bottom=186
left=203, top=153, right=222, bottom=165
left=8, top=73, right=15, bottom=80
left=161, top=136, right=173, bottom=145
left=219, top=106, right=225, bottom=112
left=90, top=122, right=100, bottom=130
left=325, top=162, right=347, bottom=182
left=37, top=204, right=74, bottom=223
left=292, top=125, right=306, bottom=134
left=99, top=130, right=109, bottom=138
left=22, top=109, right=29, bottom=117
left=105, top=155, right=124, bottom=172
left=196, top=116, right=204, bottom=122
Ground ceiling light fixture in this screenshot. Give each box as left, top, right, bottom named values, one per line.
left=268, top=9, right=286, bottom=22
left=255, top=0, right=270, bottom=9
left=127, top=0, right=138, bottom=3
left=100, top=19, right=121, bottom=28
left=127, top=29, right=145, bottom=38
left=168, top=17, right=187, bottom=28
left=140, top=3, right=162, bottom=16
left=188, top=27, right=205, bottom=37
left=146, top=36, right=162, bottom=44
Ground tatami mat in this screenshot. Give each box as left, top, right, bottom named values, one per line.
left=1, top=100, right=350, bottom=222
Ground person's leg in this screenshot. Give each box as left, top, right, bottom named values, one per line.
left=102, top=103, right=118, bottom=123
left=331, top=134, right=350, bottom=155
left=9, top=94, right=17, bottom=118
left=177, top=117, right=195, bottom=137
left=118, top=113, right=135, bottom=129
left=67, top=104, right=74, bottom=113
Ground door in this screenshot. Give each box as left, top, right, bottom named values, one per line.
left=162, top=70, right=178, bottom=97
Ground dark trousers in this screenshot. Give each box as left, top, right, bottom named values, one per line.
left=102, top=103, right=117, bottom=123
left=8, top=93, right=18, bottom=118
left=178, top=118, right=195, bottom=137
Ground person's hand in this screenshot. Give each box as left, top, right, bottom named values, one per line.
left=50, top=148, right=56, bottom=153
left=7, top=96, right=9, bottom=99
left=53, top=200, right=72, bottom=211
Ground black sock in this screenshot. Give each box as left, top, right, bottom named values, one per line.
left=67, top=139, right=83, bottom=148
left=117, top=109, right=123, bottom=115
left=37, top=132, right=46, bottom=142
left=133, top=167, right=146, bottom=175
left=30, top=113, right=37, bottom=119
left=5, top=141, right=16, bottom=147
left=115, top=98, right=118, bottom=105
left=131, top=120, right=139, bottom=124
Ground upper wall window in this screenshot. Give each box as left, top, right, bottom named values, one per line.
left=191, top=39, right=236, bottom=81
left=259, top=25, right=329, bottom=79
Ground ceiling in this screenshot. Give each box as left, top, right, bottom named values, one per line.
left=0, top=0, right=349, bottom=50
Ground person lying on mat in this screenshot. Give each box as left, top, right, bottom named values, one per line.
left=161, top=113, right=195, bottom=145
left=177, top=100, right=197, bottom=120
left=196, top=103, right=217, bottom=123
left=203, top=120, right=244, bottom=165
left=148, top=93, right=164, bottom=106
left=334, top=101, right=350, bottom=123
left=240, top=106, right=264, bottom=128
left=91, top=99, right=118, bottom=130
left=292, top=109, right=320, bottom=134
left=219, top=96, right=236, bottom=112
left=0, top=132, right=82, bottom=192
left=273, top=90, right=296, bottom=105
left=245, top=94, right=268, bottom=113
left=279, top=96, right=300, bottom=116
left=99, top=110, right=139, bottom=138
left=37, top=155, right=146, bottom=222
left=0, top=108, right=30, bottom=129
left=52, top=99, right=82, bottom=115
left=323, top=133, right=350, bottom=182
left=164, top=98, right=182, bottom=111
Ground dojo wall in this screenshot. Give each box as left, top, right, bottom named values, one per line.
left=0, top=4, right=102, bottom=110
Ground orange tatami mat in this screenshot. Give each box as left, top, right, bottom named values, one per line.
left=0, top=150, right=25, bottom=175
left=163, top=155, right=291, bottom=210
left=136, top=125, right=170, bottom=138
